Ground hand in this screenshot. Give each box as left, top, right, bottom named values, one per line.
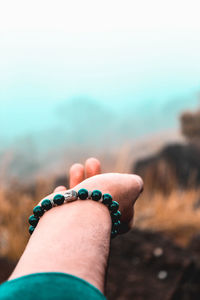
left=42, top=157, right=143, bottom=233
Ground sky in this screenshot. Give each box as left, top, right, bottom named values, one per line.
left=0, top=0, right=200, bottom=145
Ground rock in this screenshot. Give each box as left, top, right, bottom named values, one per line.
left=134, top=143, right=200, bottom=192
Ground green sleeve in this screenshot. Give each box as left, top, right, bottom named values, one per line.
left=0, top=272, right=107, bottom=300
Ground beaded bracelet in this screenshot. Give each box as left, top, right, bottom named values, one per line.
left=28, top=189, right=121, bottom=239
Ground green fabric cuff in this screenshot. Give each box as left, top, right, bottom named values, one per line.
left=0, top=272, right=107, bottom=300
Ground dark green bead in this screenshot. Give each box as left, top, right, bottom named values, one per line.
left=91, top=190, right=102, bottom=201
left=41, top=199, right=52, bottom=210
left=102, top=193, right=112, bottom=205
left=111, top=230, right=118, bottom=238
left=112, top=220, right=121, bottom=231
left=28, top=215, right=39, bottom=226
left=33, top=205, right=44, bottom=217
left=29, top=225, right=35, bottom=235
left=117, top=211, right=121, bottom=219
left=111, top=210, right=121, bottom=222
left=53, top=194, right=65, bottom=205
left=78, top=188, right=88, bottom=200
left=109, top=201, right=119, bottom=213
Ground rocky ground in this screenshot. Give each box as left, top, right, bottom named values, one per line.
left=107, top=229, right=200, bottom=300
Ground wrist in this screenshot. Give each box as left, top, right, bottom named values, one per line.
left=10, top=199, right=112, bottom=293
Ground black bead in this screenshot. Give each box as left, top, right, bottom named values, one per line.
left=41, top=199, right=52, bottom=210
left=53, top=194, right=65, bottom=205
left=112, top=220, right=121, bottom=231
left=28, top=215, right=39, bottom=226
left=109, top=201, right=119, bottom=213
left=111, top=230, right=118, bottom=239
left=102, top=193, right=112, bottom=205
left=33, top=205, right=44, bottom=217
left=91, top=190, right=102, bottom=201
left=78, top=189, right=88, bottom=200
left=111, top=210, right=121, bottom=222
left=29, top=225, right=35, bottom=235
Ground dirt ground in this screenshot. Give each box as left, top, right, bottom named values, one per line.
left=107, top=229, right=200, bottom=300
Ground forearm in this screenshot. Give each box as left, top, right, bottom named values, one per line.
left=9, top=200, right=112, bottom=293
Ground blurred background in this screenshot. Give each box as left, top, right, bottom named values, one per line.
left=1, top=1, right=200, bottom=299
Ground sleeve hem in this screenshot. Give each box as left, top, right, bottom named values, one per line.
left=1, top=272, right=106, bottom=299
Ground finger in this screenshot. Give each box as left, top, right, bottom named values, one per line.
left=131, top=175, right=143, bottom=204
left=85, top=157, right=101, bottom=178
left=69, top=163, right=85, bottom=189
left=53, top=186, right=67, bottom=193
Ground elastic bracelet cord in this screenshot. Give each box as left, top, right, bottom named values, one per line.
left=28, top=189, right=121, bottom=239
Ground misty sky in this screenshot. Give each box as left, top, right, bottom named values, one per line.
left=0, top=0, right=200, bottom=143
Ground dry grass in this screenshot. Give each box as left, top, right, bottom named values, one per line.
left=0, top=178, right=55, bottom=260
left=135, top=189, right=200, bottom=246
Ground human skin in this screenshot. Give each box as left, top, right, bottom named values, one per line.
left=9, top=158, right=143, bottom=294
